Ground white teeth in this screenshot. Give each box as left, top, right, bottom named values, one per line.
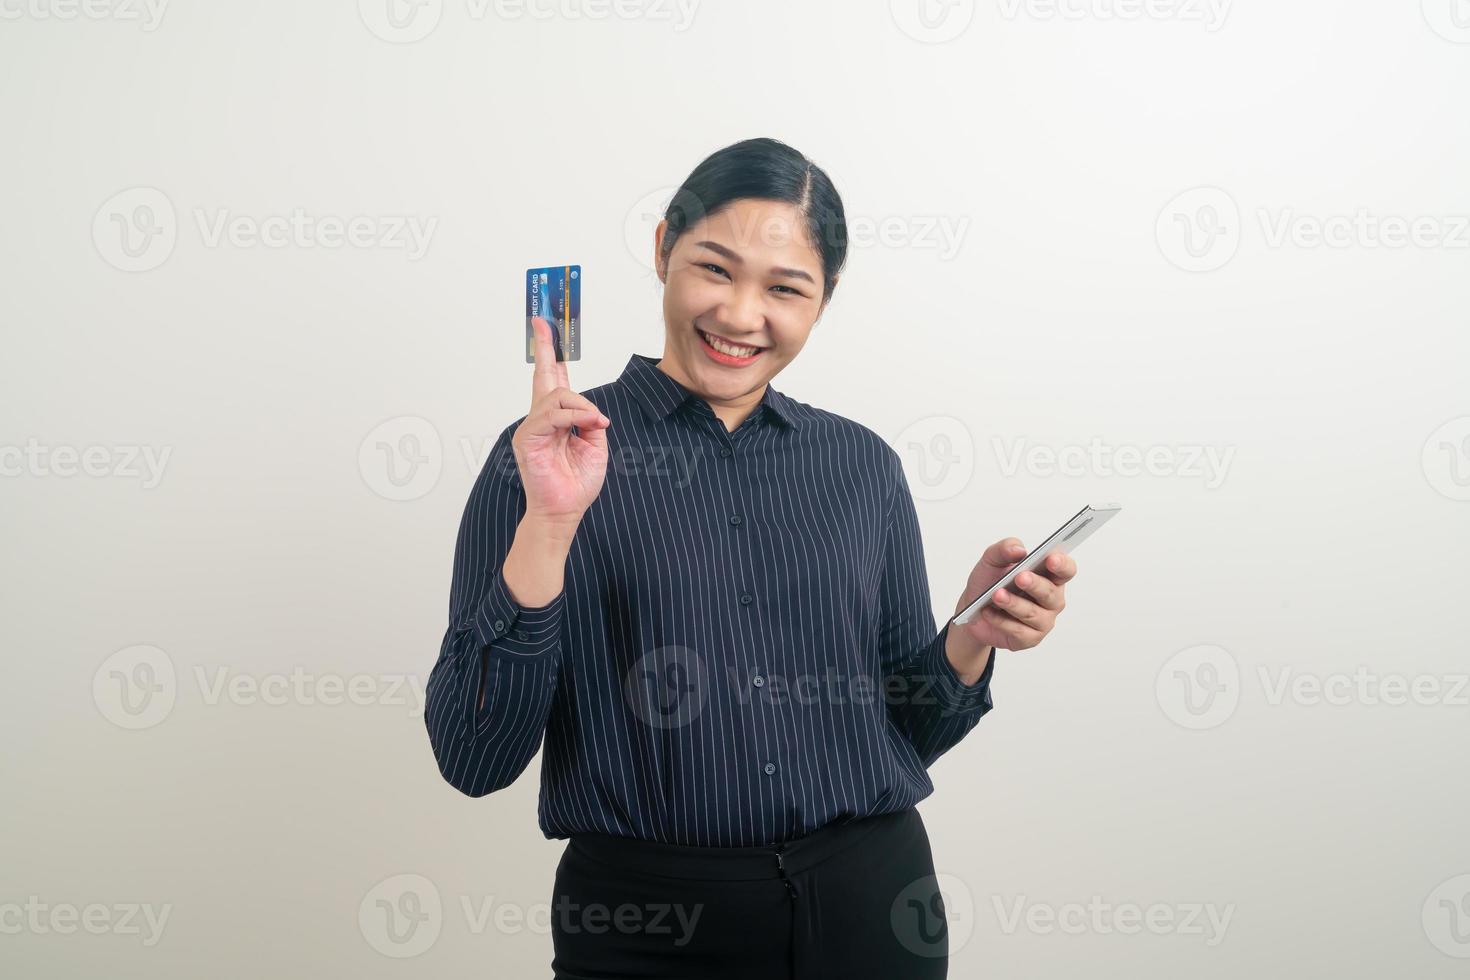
left=700, top=330, right=762, bottom=358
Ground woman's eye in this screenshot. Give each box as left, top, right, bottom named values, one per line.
left=701, top=263, right=729, bottom=278
left=771, top=285, right=801, bottom=296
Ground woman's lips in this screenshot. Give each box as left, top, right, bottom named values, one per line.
left=697, top=328, right=766, bottom=366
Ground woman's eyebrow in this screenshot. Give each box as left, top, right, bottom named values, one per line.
left=694, top=240, right=816, bottom=284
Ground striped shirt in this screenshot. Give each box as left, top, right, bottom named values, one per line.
left=424, top=353, right=996, bottom=847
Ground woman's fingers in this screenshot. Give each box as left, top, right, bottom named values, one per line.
left=1039, top=552, right=1079, bottom=585
left=546, top=407, right=609, bottom=431
left=992, top=587, right=1049, bottom=627
left=979, top=605, right=1046, bottom=650
left=529, top=317, right=571, bottom=398
left=982, top=537, right=1027, bottom=570
left=529, top=317, right=557, bottom=396
left=545, top=388, right=602, bottom=416
left=523, top=386, right=607, bottom=437
left=1011, top=570, right=1065, bottom=612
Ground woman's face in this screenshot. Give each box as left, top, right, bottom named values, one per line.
left=655, top=197, right=830, bottom=406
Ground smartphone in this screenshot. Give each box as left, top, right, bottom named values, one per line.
left=949, top=503, right=1121, bottom=627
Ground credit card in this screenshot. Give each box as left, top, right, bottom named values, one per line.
left=525, top=264, right=581, bottom=362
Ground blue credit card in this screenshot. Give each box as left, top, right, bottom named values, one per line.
left=525, top=265, right=580, bottom=362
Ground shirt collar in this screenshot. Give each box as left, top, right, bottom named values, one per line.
left=619, top=353, right=809, bottom=430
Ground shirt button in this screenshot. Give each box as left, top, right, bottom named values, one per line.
left=728, top=514, right=743, bottom=527
left=763, top=762, right=777, bottom=776
left=492, top=618, right=506, bottom=633
left=752, top=675, right=765, bottom=688
left=739, top=593, right=753, bottom=605
left=719, top=448, right=732, bottom=458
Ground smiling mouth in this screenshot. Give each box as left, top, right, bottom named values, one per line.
left=696, top=328, right=768, bottom=359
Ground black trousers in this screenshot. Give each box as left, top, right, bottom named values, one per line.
left=549, top=806, right=949, bottom=979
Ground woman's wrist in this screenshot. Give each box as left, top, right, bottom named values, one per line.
left=944, top=623, right=994, bottom=688
left=501, top=514, right=579, bottom=607
left=520, top=511, right=582, bottom=549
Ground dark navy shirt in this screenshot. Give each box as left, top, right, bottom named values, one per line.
left=424, top=353, right=996, bottom=847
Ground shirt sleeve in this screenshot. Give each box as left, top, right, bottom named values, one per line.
left=877, top=449, right=996, bottom=768
left=423, top=420, right=566, bottom=797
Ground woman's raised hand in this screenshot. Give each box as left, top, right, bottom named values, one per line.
left=511, top=316, right=611, bottom=532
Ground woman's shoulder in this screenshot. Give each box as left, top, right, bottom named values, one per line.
left=787, top=402, right=907, bottom=484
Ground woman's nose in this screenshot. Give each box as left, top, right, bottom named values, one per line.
left=712, top=287, right=765, bottom=335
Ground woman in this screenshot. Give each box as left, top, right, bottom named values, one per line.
left=424, top=137, right=1078, bottom=979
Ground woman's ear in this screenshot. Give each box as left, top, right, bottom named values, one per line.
left=653, top=219, right=669, bottom=283
left=814, top=277, right=837, bottom=322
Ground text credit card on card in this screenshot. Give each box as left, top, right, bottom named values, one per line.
left=525, top=265, right=581, bottom=362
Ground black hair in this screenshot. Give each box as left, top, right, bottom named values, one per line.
left=657, top=137, right=848, bottom=305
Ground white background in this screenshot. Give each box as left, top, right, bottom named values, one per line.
left=3, top=0, right=1468, bottom=976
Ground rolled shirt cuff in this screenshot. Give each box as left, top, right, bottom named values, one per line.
left=922, top=620, right=996, bottom=715
left=469, top=566, right=566, bottom=661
